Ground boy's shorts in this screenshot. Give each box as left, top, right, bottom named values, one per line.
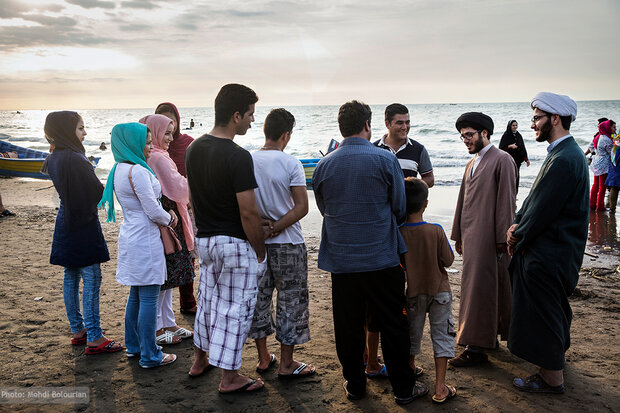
left=406, top=292, right=455, bottom=358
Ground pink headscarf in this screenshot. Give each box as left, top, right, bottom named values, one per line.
left=140, top=114, right=194, bottom=251
left=594, top=120, right=613, bottom=148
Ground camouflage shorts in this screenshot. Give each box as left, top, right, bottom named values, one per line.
left=248, top=243, right=311, bottom=345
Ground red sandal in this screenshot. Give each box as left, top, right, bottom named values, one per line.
left=85, top=339, right=123, bottom=355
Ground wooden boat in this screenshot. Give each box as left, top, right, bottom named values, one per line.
left=0, top=141, right=100, bottom=180
left=300, top=158, right=320, bottom=186
left=300, top=139, right=339, bottom=186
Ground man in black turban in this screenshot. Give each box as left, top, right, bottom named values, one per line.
left=450, top=112, right=516, bottom=367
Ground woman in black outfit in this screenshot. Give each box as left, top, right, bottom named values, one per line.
left=499, top=120, right=529, bottom=193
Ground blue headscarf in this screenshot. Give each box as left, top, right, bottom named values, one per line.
left=98, top=122, right=154, bottom=222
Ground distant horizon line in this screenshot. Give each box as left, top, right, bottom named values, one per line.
left=3, top=98, right=619, bottom=112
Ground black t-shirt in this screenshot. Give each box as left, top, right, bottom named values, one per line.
left=185, top=134, right=257, bottom=239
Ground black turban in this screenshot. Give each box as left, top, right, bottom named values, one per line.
left=455, top=112, right=494, bottom=136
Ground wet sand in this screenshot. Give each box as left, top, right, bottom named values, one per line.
left=0, top=176, right=618, bottom=412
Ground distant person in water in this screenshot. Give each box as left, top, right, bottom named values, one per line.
left=190, top=119, right=195, bottom=128
left=499, top=120, right=529, bottom=192
left=99, top=142, right=107, bottom=151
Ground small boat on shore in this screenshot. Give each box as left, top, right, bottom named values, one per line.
left=300, top=158, right=320, bottom=186
left=300, top=139, right=339, bottom=186
left=0, top=141, right=100, bottom=180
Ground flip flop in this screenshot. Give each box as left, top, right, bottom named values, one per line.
left=277, top=362, right=316, bottom=379
left=141, top=353, right=177, bottom=369
left=85, top=339, right=123, bottom=355
left=432, top=385, right=457, bottom=404
left=0, top=209, right=15, bottom=217
left=415, top=365, right=424, bottom=377
left=256, top=354, right=277, bottom=373
left=218, top=379, right=263, bottom=394
left=395, top=382, right=429, bottom=405
left=366, top=364, right=388, bottom=378
left=168, top=327, right=193, bottom=339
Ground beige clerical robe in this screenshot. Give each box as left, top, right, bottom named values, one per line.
left=451, top=144, right=516, bottom=348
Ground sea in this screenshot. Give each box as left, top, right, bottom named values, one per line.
left=1, top=100, right=618, bottom=186
left=1, top=101, right=619, bottom=253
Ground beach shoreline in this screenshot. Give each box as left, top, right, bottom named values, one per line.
left=0, top=175, right=618, bottom=412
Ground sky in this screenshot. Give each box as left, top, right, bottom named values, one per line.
left=0, top=0, right=618, bottom=109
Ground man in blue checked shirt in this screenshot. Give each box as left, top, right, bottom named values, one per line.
left=312, top=100, right=424, bottom=405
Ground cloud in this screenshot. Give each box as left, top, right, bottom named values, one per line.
left=118, top=23, right=152, bottom=31
left=0, top=25, right=110, bottom=49
left=21, top=14, right=78, bottom=27
left=65, top=0, right=115, bottom=9
left=0, top=0, right=29, bottom=19
left=119, top=0, right=162, bottom=9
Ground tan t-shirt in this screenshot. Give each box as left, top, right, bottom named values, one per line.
left=400, top=222, right=454, bottom=297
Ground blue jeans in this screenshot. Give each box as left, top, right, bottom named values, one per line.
left=63, top=264, right=103, bottom=342
left=124, top=285, right=164, bottom=367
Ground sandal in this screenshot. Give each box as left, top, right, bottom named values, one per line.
left=71, top=329, right=106, bottom=346
left=277, top=362, right=316, bottom=379
left=141, top=353, right=176, bottom=369
left=395, top=382, right=429, bottom=405
left=156, top=330, right=182, bottom=345
left=85, top=339, right=123, bottom=355
left=0, top=209, right=15, bottom=217
left=432, top=385, right=457, bottom=403
left=167, top=327, right=193, bottom=339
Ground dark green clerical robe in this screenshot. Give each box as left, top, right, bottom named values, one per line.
left=508, top=136, right=589, bottom=370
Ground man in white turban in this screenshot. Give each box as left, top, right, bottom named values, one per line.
left=506, top=92, right=589, bottom=394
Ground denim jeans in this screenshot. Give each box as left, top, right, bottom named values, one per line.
left=63, top=264, right=103, bottom=342
left=124, top=285, right=164, bottom=367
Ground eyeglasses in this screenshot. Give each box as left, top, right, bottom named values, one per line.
left=460, top=130, right=480, bottom=141
left=531, top=114, right=549, bottom=124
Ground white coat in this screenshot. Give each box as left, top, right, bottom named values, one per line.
left=114, top=163, right=171, bottom=286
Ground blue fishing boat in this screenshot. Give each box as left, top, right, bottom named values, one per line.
left=0, top=141, right=100, bottom=180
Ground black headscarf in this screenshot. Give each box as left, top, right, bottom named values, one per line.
left=499, top=120, right=528, bottom=167
left=41, top=111, right=85, bottom=174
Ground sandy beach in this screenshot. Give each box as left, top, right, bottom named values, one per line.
left=0, top=176, right=618, bottom=412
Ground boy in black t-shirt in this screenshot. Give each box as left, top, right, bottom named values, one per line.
left=186, top=84, right=267, bottom=394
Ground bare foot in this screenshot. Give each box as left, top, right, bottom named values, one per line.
left=278, top=360, right=315, bottom=376
left=219, top=374, right=264, bottom=393
left=189, top=357, right=211, bottom=376
left=72, top=329, right=86, bottom=340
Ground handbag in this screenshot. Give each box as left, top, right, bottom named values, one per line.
left=128, top=165, right=182, bottom=255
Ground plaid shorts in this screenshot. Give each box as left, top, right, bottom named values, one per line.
left=248, top=243, right=310, bottom=345
left=193, top=236, right=267, bottom=370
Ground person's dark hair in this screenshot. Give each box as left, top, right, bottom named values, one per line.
left=264, top=108, right=295, bottom=141
left=598, top=117, right=609, bottom=124
left=559, top=115, right=572, bottom=130
left=385, top=103, right=409, bottom=124
left=155, top=103, right=176, bottom=116
left=214, top=84, right=258, bottom=127
left=404, top=177, right=428, bottom=214
left=338, top=100, right=371, bottom=137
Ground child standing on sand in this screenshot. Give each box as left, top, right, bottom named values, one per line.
left=399, top=177, right=457, bottom=404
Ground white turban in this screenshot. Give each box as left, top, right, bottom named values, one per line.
left=530, top=92, right=577, bottom=121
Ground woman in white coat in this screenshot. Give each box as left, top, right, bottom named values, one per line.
left=99, top=122, right=178, bottom=368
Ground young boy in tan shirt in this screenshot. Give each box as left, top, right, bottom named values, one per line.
left=400, top=177, right=457, bottom=403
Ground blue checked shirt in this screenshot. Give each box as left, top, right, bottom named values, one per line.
left=312, top=137, right=407, bottom=273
